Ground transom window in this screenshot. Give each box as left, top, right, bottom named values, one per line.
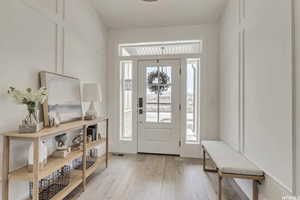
left=119, top=40, right=202, bottom=57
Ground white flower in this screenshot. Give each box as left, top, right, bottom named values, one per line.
left=7, top=87, right=48, bottom=105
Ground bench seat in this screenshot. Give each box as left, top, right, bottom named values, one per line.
left=201, top=140, right=265, bottom=200
left=202, top=140, right=263, bottom=176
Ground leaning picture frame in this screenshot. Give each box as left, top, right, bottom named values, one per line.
left=40, top=71, right=83, bottom=127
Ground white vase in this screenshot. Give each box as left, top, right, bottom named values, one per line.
left=42, top=141, right=47, bottom=164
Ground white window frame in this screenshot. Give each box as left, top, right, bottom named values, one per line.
left=185, top=58, right=201, bottom=144
left=119, top=40, right=203, bottom=57
left=120, top=60, right=134, bottom=141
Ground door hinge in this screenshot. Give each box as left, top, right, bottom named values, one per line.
left=179, top=104, right=181, bottom=111
left=179, top=140, right=182, bottom=147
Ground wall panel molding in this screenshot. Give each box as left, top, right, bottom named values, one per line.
left=291, top=0, right=297, bottom=195
left=238, top=0, right=246, bottom=154
left=221, top=0, right=295, bottom=198
left=21, top=0, right=66, bottom=74
left=22, top=0, right=64, bottom=26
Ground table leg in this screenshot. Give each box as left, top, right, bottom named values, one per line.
left=253, top=180, right=258, bottom=200
left=203, top=149, right=206, bottom=171
left=32, top=138, right=40, bottom=200
left=218, top=174, right=223, bottom=200
left=106, top=118, right=109, bottom=168
left=83, top=125, right=87, bottom=191
left=2, top=136, right=10, bottom=200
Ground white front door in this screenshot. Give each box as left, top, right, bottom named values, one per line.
left=137, top=59, right=181, bottom=155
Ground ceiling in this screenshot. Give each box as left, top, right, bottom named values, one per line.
left=92, top=0, right=228, bottom=29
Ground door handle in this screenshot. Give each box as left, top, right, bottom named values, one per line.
left=139, top=109, right=143, bottom=114
left=138, top=97, right=143, bottom=108
left=138, top=97, right=143, bottom=114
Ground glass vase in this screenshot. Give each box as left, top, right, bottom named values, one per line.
left=19, top=102, right=43, bottom=133
left=24, top=102, right=38, bottom=125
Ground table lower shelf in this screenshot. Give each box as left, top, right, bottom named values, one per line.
left=73, top=155, right=106, bottom=179
left=9, top=151, right=83, bottom=182
left=86, top=156, right=106, bottom=178
left=50, top=173, right=82, bottom=200
left=8, top=139, right=107, bottom=182
left=25, top=172, right=82, bottom=200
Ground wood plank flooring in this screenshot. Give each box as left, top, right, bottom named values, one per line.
left=77, top=154, right=248, bottom=200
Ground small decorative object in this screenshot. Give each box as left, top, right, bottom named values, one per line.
left=73, top=149, right=98, bottom=170
left=55, top=133, right=68, bottom=150
left=98, top=133, right=102, bottom=141
left=87, top=125, right=98, bottom=141
left=52, top=148, right=71, bottom=158
left=87, top=135, right=93, bottom=144
left=48, top=111, right=61, bottom=127
left=71, top=133, right=83, bottom=151
left=7, top=87, right=47, bottom=133
left=52, top=133, right=71, bottom=158
left=147, top=70, right=170, bottom=94
left=83, top=83, right=102, bottom=120
left=28, top=140, right=48, bottom=172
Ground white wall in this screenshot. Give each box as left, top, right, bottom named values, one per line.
left=220, top=0, right=294, bottom=199
left=0, top=0, right=108, bottom=199
left=295, top=0, right=300, bottom=195
left=220, top=0, right=240, bottom=152
left=108, top=25, right=220, bottom=156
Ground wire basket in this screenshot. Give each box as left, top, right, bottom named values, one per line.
left=29, top=165, right=71, bottom=200
left=73, top=149, right=98, bottom=170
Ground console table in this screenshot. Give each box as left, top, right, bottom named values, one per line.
left=1, top=117, right=109, bottom=200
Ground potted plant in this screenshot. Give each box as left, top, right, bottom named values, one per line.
left=7, top=87, right=47, bottom=133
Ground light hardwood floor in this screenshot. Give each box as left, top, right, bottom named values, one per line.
left=77, top=154, right=247, bottom=200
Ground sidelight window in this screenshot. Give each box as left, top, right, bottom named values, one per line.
left=120, top=60, right=133, bottom=140
left=186, top=58, right=200, bottom=143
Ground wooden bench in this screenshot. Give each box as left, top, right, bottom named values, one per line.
left=201, top=140, right=265, bottom=200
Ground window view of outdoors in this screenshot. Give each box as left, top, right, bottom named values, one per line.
left=146, top=66, right=172, bottom=123
left=186, top=58, right=200, bottom=143
left=120, top=61, right=133, bottom=140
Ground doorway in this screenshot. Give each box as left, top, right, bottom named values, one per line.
left=137, top=59, right=181, bottom=155
left=118, top=40, right=202, bottom=156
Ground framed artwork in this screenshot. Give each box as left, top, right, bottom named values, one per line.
left=40, top=71, right=83, bottom=126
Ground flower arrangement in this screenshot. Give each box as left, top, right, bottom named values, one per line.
left=8, top=87, right=47, bottom=132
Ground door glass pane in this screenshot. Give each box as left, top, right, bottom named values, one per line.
left=146, top=88, right=158, bottom=122
left=159, top=66, right=172, bottom=84
left=147, top=66, right=159, bottom=84
left=145, top=65, right=173, bottom=123
left=159, top=86, right=172, bottom=123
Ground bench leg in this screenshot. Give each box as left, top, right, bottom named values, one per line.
left=218, top=174, right=223, bottom=200
left=253, top=180, right=258, bottom=200
left=202, top=149, right=218, bottom=173
left=203, top=149, right=206, bottom=171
